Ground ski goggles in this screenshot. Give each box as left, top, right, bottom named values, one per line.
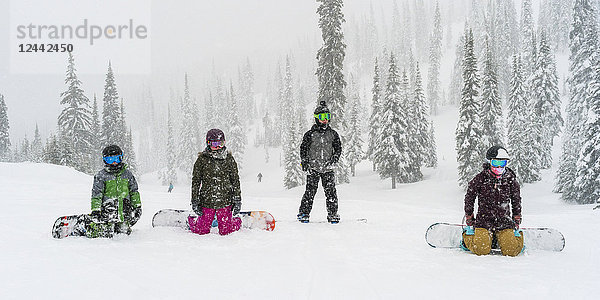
left=314, top=113, right=331, bottom=121
left=208, top=140, right=225, bottom=148
left=103, top=155, right=122, bottom=164
left=490, top=159, right=508, bottom=168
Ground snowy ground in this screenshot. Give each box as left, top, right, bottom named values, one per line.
left=1, top=108, right=599, bottom=299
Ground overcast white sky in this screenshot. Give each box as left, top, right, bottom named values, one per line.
left=0, top=0, right=539, bottom=144
left=0, top=0, right=388, bottom=142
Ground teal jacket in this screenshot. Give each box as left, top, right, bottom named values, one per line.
left=91, top=164, right=141, bottom=223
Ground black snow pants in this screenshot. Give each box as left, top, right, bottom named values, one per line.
left=299, top=171, right=338, bottom=216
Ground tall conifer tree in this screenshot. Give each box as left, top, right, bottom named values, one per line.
left=480, top=37, right=504, bottom=148
left=556, top=0, right=599, bottom=202
left=179, top=74, right=199, bottom=176
left=368, top=59, right=383, bottom=171
left=572, top=0, right=600, bottom=204
left=346, top=74, right=364, bottom=177
left=227, top=82, right=246, bottom=168
left=160, top=106, right=177, bottom=185
left=508, top=56, right=541, bottom=184
left=101, top=62, right=121, bottom=147
left=413, top=63, right=437, bottom=169
left=58, top=52, right=94, bottom=173
left=531, top=32, right=563, bottom=169
left=520, top=0, right=536, bottom=77
left=90, top=95, right=101, bottom=169
left=0, top=93, right=10, bottom=162
left=428, top=1, right=443, bottom=115
left=316, top=0, right=350, bottom=183
left=282, top=59, right=303, bottom=189
left=576, top=52, right=600, bottom=204
left=378, top=53, right=411, bottom=189
left=449, top=29, right=466, bottom=106
left=456, top=29, right=483, bottom=187
left=31, top=124, right=43, bottom=163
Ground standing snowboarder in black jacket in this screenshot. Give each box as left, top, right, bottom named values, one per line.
left=297, top=101, right=342, bottom=223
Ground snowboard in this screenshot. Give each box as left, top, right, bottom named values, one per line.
left=425, top=222, right=565, bottom=252
left=52, top=214, right=86, bottom=239
left=152, top=209, right=276, bottom=231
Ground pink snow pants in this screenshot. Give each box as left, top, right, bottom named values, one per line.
left=188, top=206, right=241, bottom=235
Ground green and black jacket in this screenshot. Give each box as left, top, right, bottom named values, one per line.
left=91, top=164, right=141, bottom=223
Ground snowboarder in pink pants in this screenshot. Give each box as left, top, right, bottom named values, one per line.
left=188, top=128, right=242, bottom=235
left=188, top=207, right=241, bottom=235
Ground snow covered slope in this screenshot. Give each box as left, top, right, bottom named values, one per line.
left=1, top=108, right=599, bottom=299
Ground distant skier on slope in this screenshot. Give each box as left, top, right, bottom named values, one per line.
left=297, top=101, right=342, bottom=224
left=462, top=146, right=523, bottom=256
left=87, top=145, right=142, bottom=238
left=188, top=128, right=242, bottom=235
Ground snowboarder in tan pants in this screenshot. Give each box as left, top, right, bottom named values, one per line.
left=461, top=146, right=524, bottom=256
left=463, top=227, right=523, bottom=256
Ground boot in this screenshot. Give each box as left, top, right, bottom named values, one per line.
left=85, top=222, right=114, bottom=238
left=297, top=213, right=309, bottom=223
left=327, top=214, right=340, bottom=224
left=115, top=222, right=132, bottom=235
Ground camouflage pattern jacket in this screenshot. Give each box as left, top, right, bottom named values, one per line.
left=91, top=164, right=141, bottom=223
left=191, top=147, right=241, bottom=212
left=464, top=164, right=522, bottom=231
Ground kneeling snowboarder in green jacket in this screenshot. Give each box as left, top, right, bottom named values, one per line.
left=84, top=145, right=142, bottom=238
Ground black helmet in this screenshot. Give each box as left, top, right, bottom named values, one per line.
left=102, top=145, right=123, bottom=157
left=486, top=145, right=510, bottom=160
left=313, top=101, right=331, bottom=127
left=314, top=101, right=331, bottom=114
left=102, top=145, right=124, bottom=171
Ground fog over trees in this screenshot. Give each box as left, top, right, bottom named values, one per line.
left=4, top=0, right=600, bottom=203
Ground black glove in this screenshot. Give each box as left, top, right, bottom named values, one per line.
left=301, top=162, right=309, bottom=172
left=192, top=202, right=203, bottom=216
left=90, top=210, right=102, bottom=221
left=465, top=214, right=475, bottom=226
left=325, top=159, right=338, bottom=169
left=232, top=197, right=242, bottom=215
left=130, top=206, right=142, bottom=226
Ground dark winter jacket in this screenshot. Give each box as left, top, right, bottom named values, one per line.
left=91, top=164, right=141, bottom=223
left=464, top=164, right=522, bottom=231
left=191, top=146, right=242, bottom=213
left=300, top=124, right=342, bottom=174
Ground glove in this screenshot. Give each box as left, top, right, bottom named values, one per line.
left=325, top=159, right=338, bottom=169
left=301, top=162, right=309, bottom=172
left=90, top=210, right=102, bottom=221
left=130, top=206, right=142, bottom=226
left=192, top=202, right=203, bottom=216
left=513, top=215, right=522, bottom=229
left=232, top=196, right=242, bottom=216
left=465, top=214, right=475, bottom=226
left=464, top=226, right=475, bottom=236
